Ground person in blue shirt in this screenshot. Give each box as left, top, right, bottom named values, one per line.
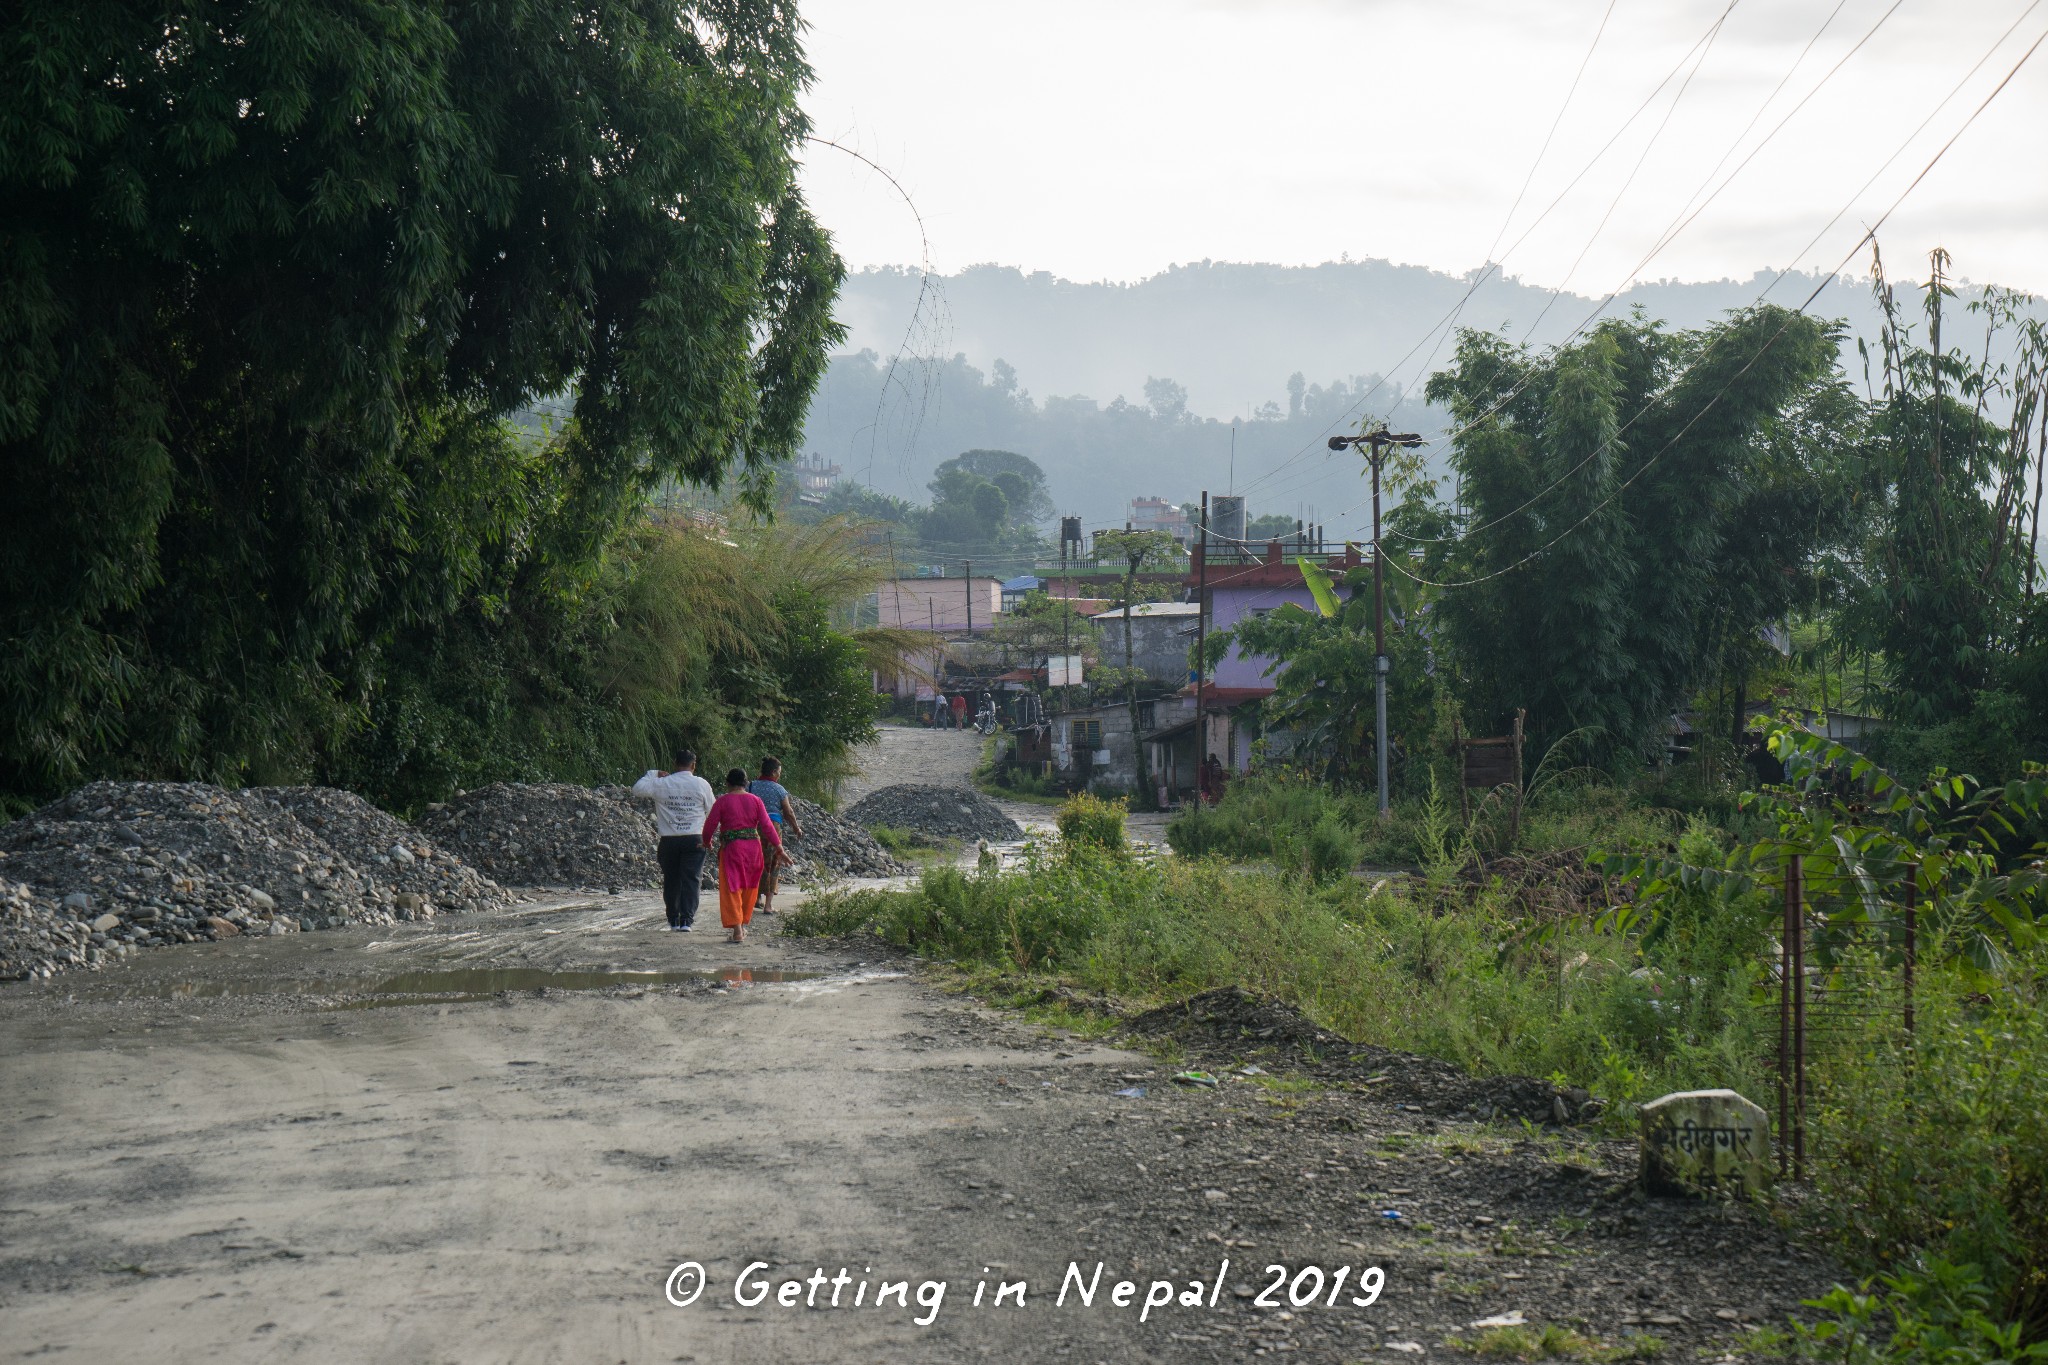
left=747, top=757, right=802, bottom=915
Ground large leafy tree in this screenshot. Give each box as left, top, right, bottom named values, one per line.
left=1, top=0, right=842, bottom=799
left=1420, top=306, right=1851, bottom=760
left=1848, top=251, right=2047, bottom=727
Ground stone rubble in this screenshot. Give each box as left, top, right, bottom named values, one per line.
left=0, top=877, right=84, bottom=982
left=775, top=798, right=907, bottom=881
left=0, top=780, right=509, bottom=981
left=416, top=783, right=660, bottom=892
left=251, top=787, right=509, bottom=918
left=843, top=783, right=1023, bottom=845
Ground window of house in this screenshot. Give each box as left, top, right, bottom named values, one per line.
left=1071, top=719, right=1102, bottom=749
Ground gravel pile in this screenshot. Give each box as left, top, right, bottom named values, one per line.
left=0, top=878, right=82, bottom=982
left=0, top=781, right=489, bottom=981
left=844, top=784, right=1023, bottom=844
left=777, top=798, right=907, bottom=881
left=416, top=783, right=658, bottom=890
left=253, top=787, right=508, bottom=916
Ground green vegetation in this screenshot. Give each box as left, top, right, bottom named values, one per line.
left=1053, top=792, right=1127, bottom=854
left=793, top=723, right=2048, bottom=1354
left=801, top=448, right=1053, bottom=569
left=0, top=0, right=879, bottom=814
left=1446, top=1324, right=1663, bottom=1362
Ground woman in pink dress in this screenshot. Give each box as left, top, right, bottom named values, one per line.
left=699, top=768, right=783, bottom=943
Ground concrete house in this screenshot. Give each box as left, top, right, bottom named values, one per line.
left=1188, top=541, right=1367, bottom=772
left=1086, top=601, right=1199, bottom=686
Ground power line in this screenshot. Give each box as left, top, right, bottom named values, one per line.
left=1258, top=0, right=1908, bottom=517
left=1354, top=0, right=2038, bottom=544
left=1235, top=1, right=1745, bottom=501
left=1383, top=22, right=2048, bottom=592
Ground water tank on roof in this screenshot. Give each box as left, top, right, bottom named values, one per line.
left=1210, top=495, right=1245, bottom=544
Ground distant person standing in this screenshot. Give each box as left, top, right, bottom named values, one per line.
left=747, top=757, right=804, bottom=916
left=632, top=750, right=715, bottom=932
left=931, top=691, right=948, bottom=728
left=950, top=692, right=968, bottom=730
left=700, top=768, right=782, bottom=943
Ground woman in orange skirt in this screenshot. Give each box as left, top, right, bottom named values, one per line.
left=699, top=768, right=782, bottom=943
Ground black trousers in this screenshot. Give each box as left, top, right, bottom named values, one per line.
left=657, top=835, right=706, bottom=927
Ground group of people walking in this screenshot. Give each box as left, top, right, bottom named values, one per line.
left=631, top=753, right=804, bottom=943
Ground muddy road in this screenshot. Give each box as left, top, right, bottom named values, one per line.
left=1, top=730, right=1841, bottom=1362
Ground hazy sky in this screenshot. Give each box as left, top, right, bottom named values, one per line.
left=797, top=0, right=2047, bottom=296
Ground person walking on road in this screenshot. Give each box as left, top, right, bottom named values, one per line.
left=633, top=750, right=715, bottom=932
left=950, top=691, right=968, bottom=730
left=700, top=768, right=782, bottom=943
left=747, top=757, right=803, bottom=916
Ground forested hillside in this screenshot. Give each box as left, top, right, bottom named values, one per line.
left=802, top=259, right=2039, bottom=530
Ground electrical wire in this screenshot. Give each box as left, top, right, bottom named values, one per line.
left=1347, top=0, right=2039, bottom=542
left=1233, top=1, right=1741, bottom=501
left=1381, top=21, right=2048, bottom=592
left=1256, top=0, right=1910, bottom=517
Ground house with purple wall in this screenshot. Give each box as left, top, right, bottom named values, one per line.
left=1188, top=542, right=1366, bottom=771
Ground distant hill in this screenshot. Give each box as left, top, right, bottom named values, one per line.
left=796, top=257, right=1973, bottom=535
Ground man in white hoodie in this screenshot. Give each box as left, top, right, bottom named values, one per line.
left=633, top=749, right=716, bottom=931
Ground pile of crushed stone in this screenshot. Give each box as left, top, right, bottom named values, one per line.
left=843, top=783, right=1023, bottom=844
left=0, top=781, right=506, bottom=981
left=777, top=798, right=907, bottom=881
left=253, top=787, right=507, bottom=916
left=0, top=878, right=83, bottom=982
left=1127, top=986, right=1602, bottom=1126
left=416, top=783, right=658, bottom=891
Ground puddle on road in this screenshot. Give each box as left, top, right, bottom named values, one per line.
left=131, top=965, right=826, bottom=1003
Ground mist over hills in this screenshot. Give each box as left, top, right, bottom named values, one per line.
left=795, top=257, right=1933, bottom=536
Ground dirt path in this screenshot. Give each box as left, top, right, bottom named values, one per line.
left=0, top=899, right=1840, bottom=1363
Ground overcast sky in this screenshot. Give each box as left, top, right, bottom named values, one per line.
left=797, top=0, right=2047, bottom=296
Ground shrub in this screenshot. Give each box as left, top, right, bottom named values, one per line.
left=1808, top=961, right=2048, bottom=1338
left=1057, top=792, right=1128, bottom=855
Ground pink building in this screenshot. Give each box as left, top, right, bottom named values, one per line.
left=874, top=576, right=1002, bottom=631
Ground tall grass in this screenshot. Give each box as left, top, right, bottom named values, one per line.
left=787, top=842, right=1777, bottom=1106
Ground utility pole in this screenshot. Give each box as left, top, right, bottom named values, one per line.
left=1196, top=491, right=1210, bottom=768
left=1329, top=427, right=1424, bottom=819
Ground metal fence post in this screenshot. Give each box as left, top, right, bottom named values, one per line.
left=1790, top=853, right=1806, bottom=1180
left=1779, top=856, right=1793, bottom=1178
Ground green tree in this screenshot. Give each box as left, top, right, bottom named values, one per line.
left=1092, top=529, right=1184, bottom=807
left=991, top=591, right=1104, bottom=710
left=1212, top=562, right=1435, bottom=786
left=1244, top=513, right=1301, bottom=542
left=932, top=449, right=1054, bottom=524
left=1850, top=249, right=2047, bottom=727
left=1, top=0, right=842, bottom=803
left=1421, top=306, right=1849, bottom=761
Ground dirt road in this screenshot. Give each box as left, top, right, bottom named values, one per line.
left=1, top=731, right=1841, bottom=1362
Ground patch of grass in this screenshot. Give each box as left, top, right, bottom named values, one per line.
left=1446, top=1325, right=1662, bottom=1362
